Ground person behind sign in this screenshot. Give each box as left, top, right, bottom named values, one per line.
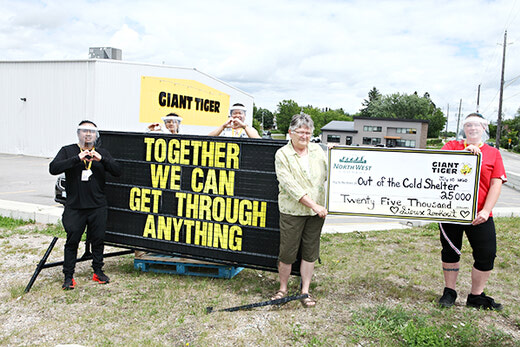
left=49, top=120, right=122, bottom=290
left=437, top=113, right=507, bottom=310
left=147, top=113, right=182, bottom=134
left=272, top=113, right=328, bottom=307
left=208, top=103, right=260, bottom=138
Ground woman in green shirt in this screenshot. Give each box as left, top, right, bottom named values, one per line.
left=272, top=113, right=328, bottom=307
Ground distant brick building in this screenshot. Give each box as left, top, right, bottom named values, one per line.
left=321, top=117, right=429, bottom=148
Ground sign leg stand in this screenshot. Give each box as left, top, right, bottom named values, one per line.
left=24, top=238, right=134, bottom=293
left=24, top=237, right=58, bottom=293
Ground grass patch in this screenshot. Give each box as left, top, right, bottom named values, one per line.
left=0, top=217, right=519, bottom=346
left=0, top=216, right=34, bottom=229
left=348, top=305, right=489, bottom=345
left=271, top=133, right=286, bottom=140
left=37, top=223, right=67, bottom=238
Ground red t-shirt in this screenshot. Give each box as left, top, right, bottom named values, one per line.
left=442, top=140, right=507, bottom=215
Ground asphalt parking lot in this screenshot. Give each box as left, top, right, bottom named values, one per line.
left=0, top=153, right=59, bottom=206
left=1, top=152, right=519, bottom=229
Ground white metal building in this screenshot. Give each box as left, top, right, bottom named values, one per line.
left=0, top=59, right=253, bottom=157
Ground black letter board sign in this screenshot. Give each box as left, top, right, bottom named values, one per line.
left=100, top=131, right=286, bottom=272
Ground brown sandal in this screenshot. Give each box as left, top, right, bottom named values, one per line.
left=270, top=290, right=287, bottom=301
left=301, top=294, right=316, bottom=308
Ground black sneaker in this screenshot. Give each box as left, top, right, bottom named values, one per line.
left=92, top=269, right=110, bottom=284
left=466, top=292, right=503, bottom=311
left=62, top=277, right=76, bottom=290
left=438, top=287, right=457, bottom=308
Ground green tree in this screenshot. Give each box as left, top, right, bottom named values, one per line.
left=253, top=106, right=274, bottom=129
left=360, top=87, right=382, bottom=116
left=489, top=123, right=497, bottom=140
left=275, top=100, right=300, bottom=133
left=361, top=91, right=446, bottom=137
left=498, top=108, right=520, bottom=148
left=252, top=118, right=262, bottom=134
left=311, top=107, right=353, bottom=136
left=301, top=105, right=322, bottom=136
left=273, top=101, right=354, bottom=135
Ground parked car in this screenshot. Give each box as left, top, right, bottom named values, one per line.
left=262, top=130, right=272, bottom=139
left=54, top=173, right=66, bottom=204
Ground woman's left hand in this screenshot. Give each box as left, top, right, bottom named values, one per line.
left=471, top=209, right=490, bottom=225
left=465, top=144, right=481, bottom=155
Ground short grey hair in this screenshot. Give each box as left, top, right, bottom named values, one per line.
left=289, top=113, right=314, bottom=132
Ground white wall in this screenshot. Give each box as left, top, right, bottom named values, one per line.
left=0, top=61, right=90, bottom=157
left=0, top=60, right=253, bottom=157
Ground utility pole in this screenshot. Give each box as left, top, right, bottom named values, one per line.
left=456, top=99, right=462, bottom=140
left=445, top=104, right=449, bottom=137
left=496, top=30, right=507, bottom=149
left=476, top=84, right=481, bottom=113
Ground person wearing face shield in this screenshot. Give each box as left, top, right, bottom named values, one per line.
left=437, top=113, right=507, bottom=310
left=208, top=103, right=260, bottom=138
left=147, top=113, right=183, bottom=134
left=49, top=120, right=122, bottom=290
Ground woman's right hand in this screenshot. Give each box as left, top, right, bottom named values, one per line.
left=147, top=123, right=161, bottom=131
left=313, top=204, right=328, bottom=218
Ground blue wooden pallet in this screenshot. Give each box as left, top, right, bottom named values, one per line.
left=134, top=254, right=243, bottom=279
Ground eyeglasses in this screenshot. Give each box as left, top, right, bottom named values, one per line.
left=293, top=130, right=312, bottom=137
left=80, top=129, right=96, bottom=134
left=464, top=122, right=483, bottom=129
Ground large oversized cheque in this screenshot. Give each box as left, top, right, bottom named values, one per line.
left=327, top=147, right=481, bottom=223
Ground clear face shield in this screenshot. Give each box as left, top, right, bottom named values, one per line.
left=161, top=115, right=183, bottom=134
left=77, top=125, right=99, bottom=148
left=228, top=106, right=246, bottom=129
left=459, top=115, right=489, bottom=143
left=229, top=106, right=247, bottom=122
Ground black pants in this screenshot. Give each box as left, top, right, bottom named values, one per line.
left=62, top=206, right=107, bottom=276
left=440, top=217, right=496, bottom=271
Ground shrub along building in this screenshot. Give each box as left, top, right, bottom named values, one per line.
left=321, top=116, right=429, bottom=148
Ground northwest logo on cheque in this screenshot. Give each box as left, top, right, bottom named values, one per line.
left=333, top=156, right=372, bottom=171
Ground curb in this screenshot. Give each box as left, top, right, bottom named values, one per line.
left=322, top=221, right=409, bottom=234
left=504, top=171, right=520, bottom=191
left=402, top=207, right=520, bottom=227
left=493, top=206, right=520, bottom=218
left=0, top=199, right=62, bottom=224
left=0, top=200, right=519, bottom=230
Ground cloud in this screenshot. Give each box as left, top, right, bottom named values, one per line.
left=0, top=0, right=519, bottom=128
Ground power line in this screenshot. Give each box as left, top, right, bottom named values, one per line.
left=503, top=0, right=520, bottom=31
left=505, top=74, right=520, bottom=88
left=504, top=91, right=520, bottom=101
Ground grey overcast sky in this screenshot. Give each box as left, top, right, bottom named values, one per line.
left=1, top=0, right=519, bottom=130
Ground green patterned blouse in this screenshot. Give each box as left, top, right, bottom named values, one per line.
left=275, top=141, right=328, bottom=216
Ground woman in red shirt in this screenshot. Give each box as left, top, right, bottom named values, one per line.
left=438, top=113, right=507, bottom=310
